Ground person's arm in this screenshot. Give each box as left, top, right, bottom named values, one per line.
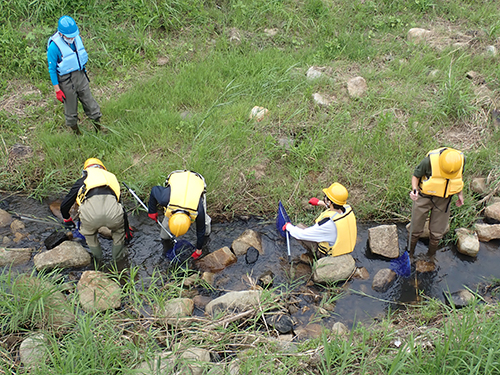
left=286, top=218, right=337, bottom=245
left=47, top=42, right=61, bottom=87
left=60, top=175, right=85, bottom=219
left=147, top=186, right=170, bottom=214
left=410, top=156, right=431, bottom=201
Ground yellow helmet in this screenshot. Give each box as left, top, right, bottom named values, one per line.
left=439, top=149, right=462, bottom=179
left=322, top=182, right=348, bottom=206
left=83, top=158, right=106, bottom=170
left=169, top=212, right=191, bottom=237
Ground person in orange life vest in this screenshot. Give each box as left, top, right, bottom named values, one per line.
left=283, top=182, right=357, bottom=259
left=408, top=147, right=465, bottom=260
left=147, top=170, right=211, bottom=260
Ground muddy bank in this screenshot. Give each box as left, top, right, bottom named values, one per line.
left=1, top=193, right=500, bottom=330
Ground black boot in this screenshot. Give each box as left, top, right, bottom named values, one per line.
left=70, top=125, right=81, bottom=135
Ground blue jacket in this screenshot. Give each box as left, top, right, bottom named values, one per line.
left=47, top=32, right=88, bottom=85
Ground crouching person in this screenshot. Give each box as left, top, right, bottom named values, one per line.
left=61, top=158, right=128, bottom=266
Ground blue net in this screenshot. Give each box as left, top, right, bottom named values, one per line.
left=276, top=201, right=291, bottom=238
left=390, top=251, right=411, bottom=278
left=165, top=239, right=195, bottom=264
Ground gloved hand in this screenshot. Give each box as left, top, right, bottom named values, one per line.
left=56, top=90, right=66, bottom=103
left=308, top=197, right=320, bottom=206
left=63, top=218, right=76, bottom=230
left=282, top=222, right=290, bottom=232
left=148, top=213, right=158, bottom=222
left=191, top=249, right=202, bottom=260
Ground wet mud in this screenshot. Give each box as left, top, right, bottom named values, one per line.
left=2, top=193, right=500, bottom=329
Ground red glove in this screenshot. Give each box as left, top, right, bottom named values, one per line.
left=63, top=217, right=75, bottom=230
left=282, top=222, right=290, bottom=232
left=148, top=213, right=158, bottom=222
left=56, top=90, right=66, bottom=103
left=125, top=226, right=134, bottom=241
left=191, top=249, right=202, bottom=259
left=308, top=197, right=320, bottom=206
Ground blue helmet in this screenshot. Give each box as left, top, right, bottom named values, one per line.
left=57, top=16, right=79, bottom=38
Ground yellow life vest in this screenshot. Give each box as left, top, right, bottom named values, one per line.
left=315, top=205, right=357, bottom=257
left=76, top=168, right=121, bottom=205
left=164, top=170, right=206, bottom=222
left=419, top=148, right=464, bottom=198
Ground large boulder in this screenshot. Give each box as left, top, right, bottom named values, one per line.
left=484, top=202, right=500, bottom=222
left=455, top=228, right=479, bottom=257
left=196, top=247, right=237, bottom=273
left=475, top=223, right=500, bottom=242
left=205, top=290, right=262, bottom=316
left=34, top=241, right=91, bottom=270
left=312, top=254, right=356, bottom=283
left=77, top=271, right=121, bottom=312
left=368, top=224, right=399, bottom=259
left=231, top=229, right=263, bottom=256
left=0, top=247, right=34, bottom=266
left=19, top=333, right=47, bottom=368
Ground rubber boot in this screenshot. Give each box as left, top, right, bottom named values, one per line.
left=427, top=237, right=440, bottom=262
left=408, top=235, right=419, bottom=260
left=92, top=118, right=107, bottom=134
left=70, top=124, right=82, bottom=135
left=111, top=244, right=127, bottom=261
left=88, top=245, right=103, bottom=270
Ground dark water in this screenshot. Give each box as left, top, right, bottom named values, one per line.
left=2, top=193, right=500, bottom=329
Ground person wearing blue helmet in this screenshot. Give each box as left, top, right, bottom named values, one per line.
left=47, top=16, right=103, bottom=135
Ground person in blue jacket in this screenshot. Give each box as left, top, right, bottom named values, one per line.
left=47, top=16, right=103, bottom=135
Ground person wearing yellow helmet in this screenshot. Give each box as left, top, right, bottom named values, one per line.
left=283, top=182, right=357, bottom=258
left=60, top=158, right=132, bottom=266
left=147, top=170, right=211, bottom=260
left=409, top=147, right=465, bottom=260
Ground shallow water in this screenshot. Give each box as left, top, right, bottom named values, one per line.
left=2, top=193, right=499, bottom=329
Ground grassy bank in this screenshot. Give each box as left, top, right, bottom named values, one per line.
left=2, top=1, right=500, bottom=232
left=1, top=267, right=499, bottom=374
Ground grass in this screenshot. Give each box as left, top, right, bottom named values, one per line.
left=2, top=267, right=499, bottom=374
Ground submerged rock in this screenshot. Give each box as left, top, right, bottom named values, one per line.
left=0, top=209, right=12, bottom=228
left=231, top=229, right=263, bottom=256
left=265, top=313, right=294, bottom=334
left=445, top=289, right=475, bottom=308
left=245, top=246, right=259, bottom=264
left=372, top=268, right=396, bottom=293
left=196, top=246, right=237, bottom=273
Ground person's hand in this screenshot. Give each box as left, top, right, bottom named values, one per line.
left=63, top=218, right=75, bottom=230
left=308, top=197, right=320, bottom=206
left=56, top=90, right=66, bottom=103
left=409, top=189, right=419, bottom=201
left=282, top=222, right=290, bottom=232
left=456, top=193, right=464, bottom=207
left=148, top=213, right=158, bottom=222
left=191, top=249, right=202, bottom=259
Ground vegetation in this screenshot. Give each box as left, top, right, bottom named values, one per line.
left=2, top=0, right=500, bottom=373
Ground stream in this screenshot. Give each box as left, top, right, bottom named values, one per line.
left=2, top=192, right=500, bottom=330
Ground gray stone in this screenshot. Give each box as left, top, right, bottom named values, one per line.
left=180, top=348, right=211, bottom=375
left=455, top=228, right=479, bottom=257
left=484, top=202, right=500, bottom=222
left=0, top=247, right=34, bottom=266
left=445, top=289, right=475, bottom=308
left=369, top=224, right=399, bottom=259
left=486, top=45, right=497, bottom=56
left=0, top=208, right=12, bottom=228
left=158, top=298, right=194, bottom=323
left=372, top=268, right=396, bottom=293
left=196, top=246, right=237, bottom=273
left=34, top=241, right=91, bottom=270
left=470, top=177, right=489, bottom=195
left=77, top=271, right=121, bottom=312
left=231, top=229, right=263, bottom=256
left=134, top=351, right=175, bottom=374
left=407, top=28, right=432, bottom=43
left=353, top=267, right=369, bottom=280
left=331, top=322, right=348, bottom=336
left=205, top=290, right=261, bottom=316
left=265, top=314, right=294, bottom=334
left=312, top=254, right=356, bottom=283
left=306, top=66, right=324, bottom=80
left=10, top=219, right=25, bottom=233
left=475, top=223, right=500, bottom=242
left=19, top=333, right=47, bottom=368
left=347, top=76, right=367, bottom=98
left=312, top=93, right=333, bottom=106
left=245, top=246, right=259, bottom=264
left=294, top=323, right=324, bottom=340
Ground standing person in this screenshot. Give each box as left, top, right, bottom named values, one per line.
left=147, top=170, right=211, bottom=260
left=283, top=182, right=357, bottom=259
left=61, top=158, right=129, bottom=265
left=409, top=147, right=465, bottom=260
left=47, top=15, right=103, bottom=135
